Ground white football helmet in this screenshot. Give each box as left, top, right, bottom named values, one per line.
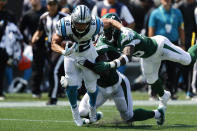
left=71, top=5, right=91, bottom=34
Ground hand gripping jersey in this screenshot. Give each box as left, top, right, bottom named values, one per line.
left=96, top=28, right=158, bottom=58
left=56, top=15, right=104, bottom=52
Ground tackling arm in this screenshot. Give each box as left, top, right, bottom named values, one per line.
left=102, top=18, right=123, bottom=30
left=108, top=45, right=134, bottom=68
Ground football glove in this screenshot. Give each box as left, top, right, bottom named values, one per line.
left=62, top=42, right=77, bottom=56
left=60, top=76, right=68, bottom=88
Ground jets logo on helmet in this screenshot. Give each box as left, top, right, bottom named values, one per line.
left=71, top=5, right=92, bottom=34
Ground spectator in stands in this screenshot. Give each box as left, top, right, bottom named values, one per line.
left=127, top=0, right=155, bottom=34
left=192, top=6, right=197, bottom=95
left=0, top=19, right=23, bottom=100
left=0, top=0, right=17, bottom=100
left=20, top=0, right=46, bottom=98
left=148, top=0, right=185, bottom=100
left=0, top=0, right=16, bottom=24
left=58, top=0, right=73, bottom=14
left=31, top=0, right=67, bottom=105
left=177, top=0, right=197, bottom=99
left=91, top=0, right=135, bottom=29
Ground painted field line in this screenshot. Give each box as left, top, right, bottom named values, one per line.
left=0, top=118, right=73, bottom=123
left=0, top=100, right=197, bottom=108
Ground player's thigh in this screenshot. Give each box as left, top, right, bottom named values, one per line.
left=64, top=57, right=81, bottom=86
left=113, top=74, right=133, bottom=121
left=162, top=37, right=191, bottom=65
left=82, top=67, right=98, bottom=93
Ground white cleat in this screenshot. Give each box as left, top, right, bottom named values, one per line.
left=89, top=106, right=97, bottom=123
left=71, top=106, right=83, bottom=126
left=156, top=107, right=165, bottom=125
left=159, top=90, right=171, bottom=108
left=82, top=111, right=103, bottom=125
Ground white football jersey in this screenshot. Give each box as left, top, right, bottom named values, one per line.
left=56, top=15, right=104, bottom=46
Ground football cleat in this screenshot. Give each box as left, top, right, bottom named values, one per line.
left=82, top=111, right=103, bottom=124
left=71, top=106, right=83, bottom=126
left=89, top=106, right=97, bottom=123
left=82, top=118, right=90, bottom=124
left=96, top=111, right=103, bottom=122
left=159, top=90, right=171, bottom=108
left=156, top=107, right=165, bottom=125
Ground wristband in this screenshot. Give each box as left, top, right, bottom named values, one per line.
left=109, top=61, right=116, bottom=68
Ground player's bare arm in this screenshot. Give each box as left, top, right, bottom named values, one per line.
left=51, top=33, right=64, bottom=54
left=102, top=18, right=123, bottom=30
left=117, top=45, right=134, bottom=66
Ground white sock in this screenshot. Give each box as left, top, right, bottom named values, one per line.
left=153, top=110, right=161, bottom=119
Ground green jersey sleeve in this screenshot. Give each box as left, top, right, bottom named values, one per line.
left=118, top=29, right=158, bottom=58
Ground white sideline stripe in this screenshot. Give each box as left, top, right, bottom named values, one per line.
left=0, top=118, right=73, bottom=123
left=0, top=100, right=197, bottom=108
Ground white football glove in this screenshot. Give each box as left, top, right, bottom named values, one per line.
left=75, top=57, right=87, bottom=67
left=120, top=27, right=134, bottom=44
left=60, top=76, right=68, bottom=88
left=61, top=42, right=77, bottom=56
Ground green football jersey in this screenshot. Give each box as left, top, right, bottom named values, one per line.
left=96, top=66, right=119, bottom=88
left=96, top=28, right=158, bottom=58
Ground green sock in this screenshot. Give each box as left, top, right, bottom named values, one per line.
left=131, top=108, right=155, bottom=121
left=150, top=78, right=164, bottom=97
left=188, top=44, right=197, bottom=65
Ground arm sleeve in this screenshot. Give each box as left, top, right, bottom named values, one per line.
left=96, top=16, right=104, bottom=35
left=83, top=60, right=111, bottom=74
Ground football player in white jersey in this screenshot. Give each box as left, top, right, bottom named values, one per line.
left=51, top=5, right=132, bottom=126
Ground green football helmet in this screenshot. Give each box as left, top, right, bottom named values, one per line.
left=102, top=13, right=121, bottom=41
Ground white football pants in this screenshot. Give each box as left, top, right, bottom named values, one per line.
left=79, top=72, right=133, bottom=121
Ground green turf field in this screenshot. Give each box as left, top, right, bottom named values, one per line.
left=0, top=92, right=197, bottom=131
left=0, top=105, right=197, bottom=131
